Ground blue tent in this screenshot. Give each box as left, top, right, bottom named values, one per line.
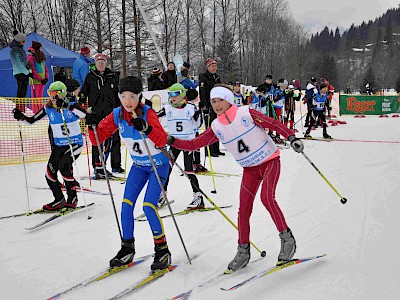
left=0, top=32, right=80, bottom=97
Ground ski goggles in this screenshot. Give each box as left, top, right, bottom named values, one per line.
left=233, top=82, right=241, bottom=86
left=168, top=91, right=184, bottom=97
left=47, top=90, right=62, bottom=97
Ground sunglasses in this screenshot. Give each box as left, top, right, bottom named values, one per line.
left=234, top=83, right=240, bottom=86
left=47, top=90, right=62, bottom=97
left=168, top=91, right=183, bottom=97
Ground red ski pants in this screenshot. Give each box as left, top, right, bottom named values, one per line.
left=238, top=156, right=288, bottom=244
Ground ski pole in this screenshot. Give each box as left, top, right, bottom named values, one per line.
left=60, top=109, right=92, bottom=220
left=92, top=125, right=123, bottom=239
left=160, top=147, right=267, bottom=257
left=83, top=130, right=92, bottom=187
left=203, top=110, right=217, bottom=194
left=299, top=100, right=304, bottom=134
left=133, top=112, right=192, bottom=265
left=16, top=121, right=31, bottom=211
left=301, top=150, right=347, bottom=204
left=293, top=110, right=307, bottom=127
left=124, top=147, right=128, bottom=179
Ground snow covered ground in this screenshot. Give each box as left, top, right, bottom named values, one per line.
left=1, top=114, right=400, bottom=300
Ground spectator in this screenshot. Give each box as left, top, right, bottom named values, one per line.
left=365, top=83, right=373, bottom=95
left=198, top=58, right=223, bottom=157
left=9, top=30, right=29, bottom=112
left=81, top=53, right=124, bottom=178
left=54, top=67, right=67, bottom=83
left=179, top=66, right=197, bottom=89
left=148, top=67, right=165, bottom=91
left=27, top=41, right=49, bottom=113
left=345, top=83, right=351, bottom=94
left=72, top=46, right=94, bottom=86
left=162, top=62, right=177, bottom=88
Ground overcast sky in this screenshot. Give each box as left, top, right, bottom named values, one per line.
left=288, top=0, right=400, bottom=34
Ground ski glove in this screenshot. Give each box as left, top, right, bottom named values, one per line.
left=167, top=135, right=175, bottom=146
left=131, top=117, right=152, bottom=135
left=288, top=135, right=304, bottom=153
left=55, top=95, right=69, bottom=109
left=85, top=113, right=102, bottom=127
left=12, top=108, right=25, bottom=121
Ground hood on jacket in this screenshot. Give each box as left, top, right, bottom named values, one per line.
left=306, top=82, right=315, bottom=90
left=9, top=39, right=21, bottom=49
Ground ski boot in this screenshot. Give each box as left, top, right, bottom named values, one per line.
left=187, top=192, right=204, bottom=210
left=65, top=195, right=78, bottom=209
left=277, top=228, right=296, bottom=265
left=151, top=242, right=171, bottom=272
left=227, top=243, right=250, bottom=271
left=43, top=198, right=65, bottom=211
left=304, top=132, right=312, bottom=139
left=323, top=132, right=332, bottom=139
left=110, top=238, right=135, bottom=267
left=112, top=166, right=125, bottom=174
left=194, top=163, right=208, bottom=173
left=94, top=167, right=113, bottom=179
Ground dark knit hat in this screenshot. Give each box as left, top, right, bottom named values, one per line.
left=32, top=41, right=42, bottom=50
left=152, top=67, right=162, bottom=76
left=80, top=47, right=90, bottom=55
left=183, top=61, right=191, bottom=69
left=65, top=79, right=80, bottom=92
left=186, top=89, right=198, bottom=102
left=311, top=77, right=316, bottom=83
left=265, top=74, right=272, bottom=79
left=119, top=76, right=143, bottom=94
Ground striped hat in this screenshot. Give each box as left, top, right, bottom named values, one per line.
left=206, top=58, right=217, bottom=69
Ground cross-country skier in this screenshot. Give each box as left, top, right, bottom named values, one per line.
left=86, top=76, right=172, bottom=272
left=233, top=81, right=244, bottom=107
left=304, top=83, right=332, bottom=139
left=272, top=78, right=288, bottom=143
left=12, top=81, right=87, bottom=210
left=157, top=83, right=204, bottom=209
left=167, top=84, right=304, bottom=270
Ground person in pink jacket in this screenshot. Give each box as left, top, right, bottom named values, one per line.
left=27, top=41, right=49, bottom=113
left=168, top=84, right=304, bottom=271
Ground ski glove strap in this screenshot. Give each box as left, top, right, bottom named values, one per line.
left=132, top=117, right=152, bottom=135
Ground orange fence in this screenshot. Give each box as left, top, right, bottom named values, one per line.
left=0, top=97, right=91, bottom=166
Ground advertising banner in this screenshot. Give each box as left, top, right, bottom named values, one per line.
left=339, top=94, right=400, bottom=115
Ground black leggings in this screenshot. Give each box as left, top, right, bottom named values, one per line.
left=45, top=144, right=82, bottom=201
left=164, top=146, right=199, bottom=193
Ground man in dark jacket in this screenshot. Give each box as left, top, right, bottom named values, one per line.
left=162, top=62, right=177, bottom=88
left=81, top=53, right=124, bottom=178
left=148, top=67, right=165, bottom=91
left=199, top=58, right=223, bottom=157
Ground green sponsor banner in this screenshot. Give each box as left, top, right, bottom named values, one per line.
left=339, top=94, right=400, bottom=115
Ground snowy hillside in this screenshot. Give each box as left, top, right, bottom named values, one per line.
left=1, top=115, right=399, bottom=300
